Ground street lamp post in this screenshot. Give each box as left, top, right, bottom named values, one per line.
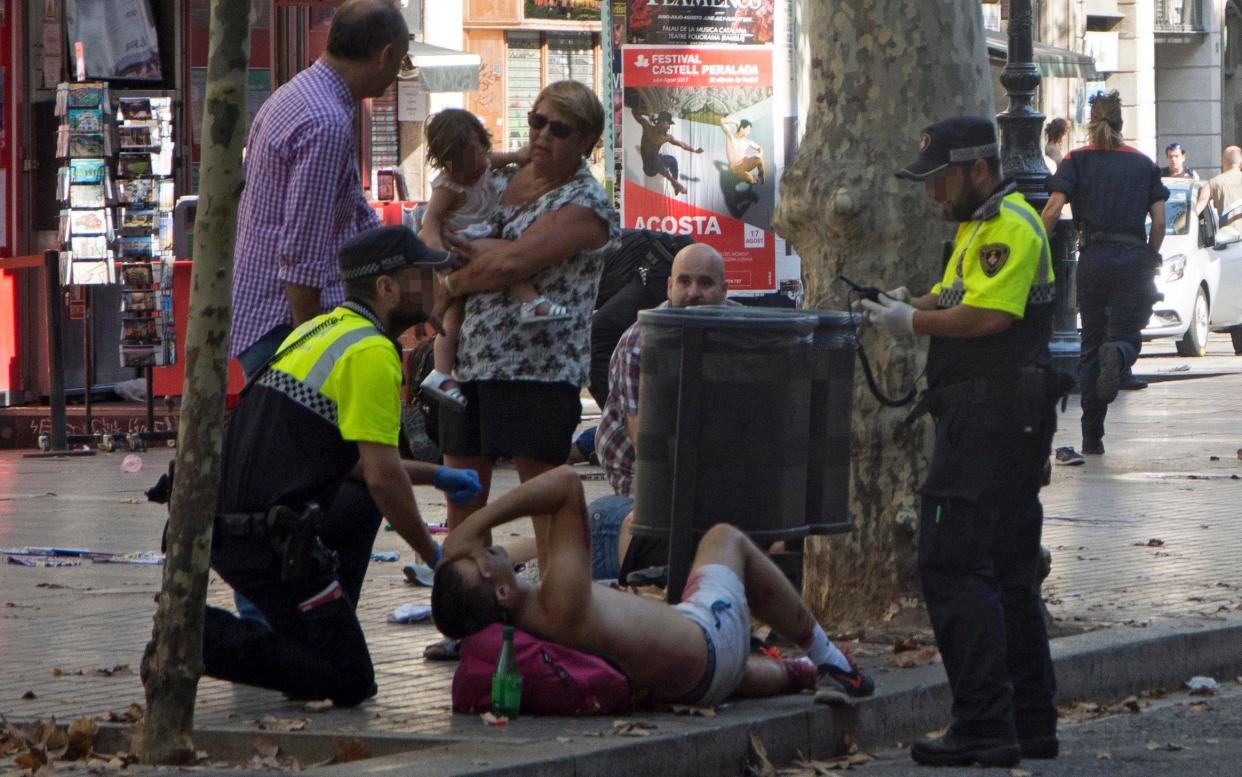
left=995, top=0, right=1080, bottom=378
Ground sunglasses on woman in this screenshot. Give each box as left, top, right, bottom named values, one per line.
left=527, top=111, right=577, bottom=139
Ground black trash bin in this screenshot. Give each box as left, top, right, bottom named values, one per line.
left=630, top=306, right=818, bottom=601
left=805, top=311, right=859, bottom=536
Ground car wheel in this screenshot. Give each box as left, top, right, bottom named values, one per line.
left=1176, top=287, right=1210, bottom=357
left=1231, top=326, right=1242, bottom=356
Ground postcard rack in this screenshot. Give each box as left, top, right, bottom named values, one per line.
left=47, top=82, right=178, bottom=452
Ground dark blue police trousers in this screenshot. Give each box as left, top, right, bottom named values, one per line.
left=1077, top=242, right=1159, bottom=443
left=202, top=479, right=384, bottom=706
left=919, top=397, right=1058, bottom=741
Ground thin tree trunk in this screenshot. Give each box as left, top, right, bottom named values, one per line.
left=774, top=0, right=995, bottom=629
left=138, top=0, right=251, bottom=763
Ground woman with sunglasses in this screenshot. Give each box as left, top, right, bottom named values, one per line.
left=422, top=81, right=619, bottom=660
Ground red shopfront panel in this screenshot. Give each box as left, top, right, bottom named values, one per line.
left=150, top=261, right=246, bottom=398
left=0, top=3, right=19, bottom=400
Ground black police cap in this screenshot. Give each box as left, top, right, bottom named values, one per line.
left=338, top=225, right=454, bottom=282
left=896, top=116, right=999, bottom=181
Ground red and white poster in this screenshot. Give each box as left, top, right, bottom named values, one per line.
left=622, top=45, right=776, bottom=291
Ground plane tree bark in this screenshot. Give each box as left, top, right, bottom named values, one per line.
left=138, top=0, right=250, bottom=763
left=774, top=0, right=995, bottom=629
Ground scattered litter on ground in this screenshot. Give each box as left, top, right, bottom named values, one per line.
left=481, top=712, right=507, bottom=727
left=302, top=699, right=333, bottom=712
left=370, top=551, right=400, bottom=562
left=1057, top=695, right=1145, bottom=722
left=120, top=454, right=143, bottom=473
left=1137, top=538, right=1165, bottom=547
left=1158, top=364, right=1190, bottom=373
left=388, top=603, right=432, bottom=624
left=53, top=664, right=132, bottom=677
left=1145, top=741, right=1185, bottom=752
left=6, top=555, right=82, bottom=568
left=1097, top=751, right=1113, bottom=760
left=253, top=715, right=308, bottom=732
left=670, top=704, right=716, bottom=717
left=95, top=551, right=164, bottom=565
left=1186, top=676, right=1218, bottom=695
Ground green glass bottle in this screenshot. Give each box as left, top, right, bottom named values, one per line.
left=491, top=626, right=522, bottom=719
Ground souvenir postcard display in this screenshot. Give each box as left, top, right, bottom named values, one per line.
left=55, top=83, right=177, bottom=368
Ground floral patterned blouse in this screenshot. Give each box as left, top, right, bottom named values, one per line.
left=456, top=160, right=620, bottom=386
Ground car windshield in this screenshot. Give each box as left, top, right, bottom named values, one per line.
left=1164, top=186, right=1192, bottom=236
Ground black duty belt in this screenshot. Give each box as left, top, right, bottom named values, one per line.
left=1082, top=232, right=1146, bottom=247
left=905, top=370, right=1029, bottom=425
left=217, top=503, right=316, bottom=539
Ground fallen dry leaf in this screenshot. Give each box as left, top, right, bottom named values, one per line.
left=889, top=646, right=940, bottom=668
left=1189, top=701, right=1210, bottom=713
left=255, top=715, right=308, bottom=732
left=892, top=638, right=926, bottom=653
left=253, top=736, right=280, bottom=759
left=1097, top=751, right=1112, bottom=760
left=103, top=703, right=143, bottom=724
left=332, top=738, right=369, bottom=763
left=1010, top=770, right=1032, bottom=777
left=748, top=733, right=776, bottom=777
left=480, top=712, right=507, bottom=727
left=14, top=745, right=48, bottom=770
left=302, top=699, right=334, bottom=713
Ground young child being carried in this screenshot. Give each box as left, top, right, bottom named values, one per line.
left=419, top=109, right=568, bottom=410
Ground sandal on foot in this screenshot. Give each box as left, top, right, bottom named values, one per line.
left=423, top=637, right=462, bottom=661
left=420, top=370, right=466, bottom=410
left=519, top=297, right=571, bottom=323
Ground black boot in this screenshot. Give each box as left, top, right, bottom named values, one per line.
left=911, top=731, right=1020, bottom=767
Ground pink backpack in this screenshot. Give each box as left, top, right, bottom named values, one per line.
left=452, top=624, right=634, bottom=716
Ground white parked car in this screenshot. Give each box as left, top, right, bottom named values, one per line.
left=1141, top=177, right=1242, bottom=356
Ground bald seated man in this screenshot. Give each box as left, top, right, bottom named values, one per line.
left=589, top=244, right=733, bottom=582
left=1196, top=145, right=1242, bottom=225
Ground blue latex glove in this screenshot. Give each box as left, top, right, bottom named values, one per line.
left=434, top=466, right=481, bottom=504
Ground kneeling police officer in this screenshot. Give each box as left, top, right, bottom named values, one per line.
left=203, top=225, right=479, bottom=706
left=862, top=117, right=1065, bottom=767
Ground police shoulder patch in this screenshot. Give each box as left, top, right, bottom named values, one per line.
left=978, top=243, right=1010, bottom=277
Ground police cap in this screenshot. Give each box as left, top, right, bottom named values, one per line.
left=896, top=116, right=999, bottom=181
left=338, top=225, right=454, bottom=282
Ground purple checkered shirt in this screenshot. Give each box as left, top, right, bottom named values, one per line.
left=230, top=60, right=380, bottom=357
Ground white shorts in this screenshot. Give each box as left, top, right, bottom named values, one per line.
left=673, top=564, right=751, bottom=707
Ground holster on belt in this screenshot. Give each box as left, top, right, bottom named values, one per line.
left=217, top=502, right=336, bottom=585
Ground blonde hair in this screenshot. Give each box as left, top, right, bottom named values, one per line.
left=534, top=80, right=605, bottom=153
left=1088, top=90, right=1124, bottom=151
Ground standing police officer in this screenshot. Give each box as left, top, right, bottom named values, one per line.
left=201, top=226, right=480, bottom=706
left=1041, top=91, right=1168, bottom=456
left=863, top=117, right=1062, bottom=768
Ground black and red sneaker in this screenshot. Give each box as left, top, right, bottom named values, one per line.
left=817, top=646, right=875, bottom=698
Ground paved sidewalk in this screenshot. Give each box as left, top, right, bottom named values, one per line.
left=0, top=335, right=1240, bottom=772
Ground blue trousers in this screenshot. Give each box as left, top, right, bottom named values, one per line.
left=1076, top=243, right=1158, bottom=442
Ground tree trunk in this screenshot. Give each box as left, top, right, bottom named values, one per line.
left=773, top=0, right=995, bottom=629
left=138, top=0, right=251, bottom=764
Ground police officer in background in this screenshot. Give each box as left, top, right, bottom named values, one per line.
left=863, top=117, right=1062, bottom=768
left=1041, top=91, right=1168, bottom=457
left=201, top=226, right=481, bottom=706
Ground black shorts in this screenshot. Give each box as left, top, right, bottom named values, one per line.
left=439, top=380, right=582, bottom=465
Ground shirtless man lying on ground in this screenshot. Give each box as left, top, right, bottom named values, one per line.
left=431, top=466, right=874, bottom=706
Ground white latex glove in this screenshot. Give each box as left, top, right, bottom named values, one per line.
left=884, top=286, right=911, bottom=303
left=861, top=295, right=916, bottom=335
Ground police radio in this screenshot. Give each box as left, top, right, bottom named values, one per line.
left=836, top=274, right=921, bottom=408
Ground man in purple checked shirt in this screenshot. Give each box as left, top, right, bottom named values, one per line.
left=231, top=0, right=409, bottom=378
left=228, top=0, right=408, bottom=625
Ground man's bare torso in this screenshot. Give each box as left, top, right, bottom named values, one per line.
left=523, top=583, right=709, bottom=703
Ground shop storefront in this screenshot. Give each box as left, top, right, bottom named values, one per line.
left=0, top=0, right=478, bottom=410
